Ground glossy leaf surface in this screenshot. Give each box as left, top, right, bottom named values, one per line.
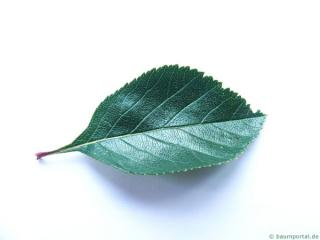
left=39, top=65, right=265, bottom=175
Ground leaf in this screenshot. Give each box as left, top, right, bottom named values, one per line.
left=37, top=65, right=265, bottom=175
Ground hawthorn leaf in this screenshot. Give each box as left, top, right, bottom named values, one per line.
left=37, top=65, right=265, bottom=175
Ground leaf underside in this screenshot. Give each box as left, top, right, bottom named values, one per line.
left=50, top=65, right=265, bottom=175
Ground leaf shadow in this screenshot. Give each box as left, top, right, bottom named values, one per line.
left=85, top=139, right=260, bottom=210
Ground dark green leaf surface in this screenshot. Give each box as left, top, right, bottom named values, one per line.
left=39, top=65, right=265, bottom=175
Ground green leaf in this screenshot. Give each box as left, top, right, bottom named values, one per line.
left=37, top=65, right=265, bottom=175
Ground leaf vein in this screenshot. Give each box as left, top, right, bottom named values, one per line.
left=130, top=73, right=201, bottom=133
left=230, top=101, right=244, bottom=119
left=177, top=128, right=240, bottom=150
left=201, top=96, right=234, bottom=123
left=120, top=139, right=178, bottom=166
left=164, top=85, right=219, bottom=126
left=104, top=68, right=167, bottom=138
left=143, top=133, right=226, bottom=162
left=97, top=142, right=155, bottom=170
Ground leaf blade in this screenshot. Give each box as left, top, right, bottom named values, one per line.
left=45, top=65, right=265, bottom=175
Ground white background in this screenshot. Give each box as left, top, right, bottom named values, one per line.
left=0, top=0, right=319, bottom=239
